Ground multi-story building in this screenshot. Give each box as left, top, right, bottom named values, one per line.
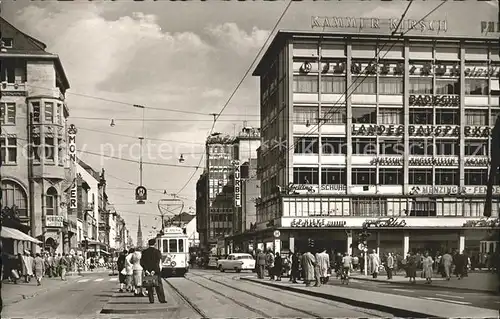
left=196, top=128, right=260, bottom=252
left=76, top=160, right=99, bottom=247
left=196, top=172, right=208, bottom=249
left=252, top=30, right=500, bottom=257
left=0, top=17, right=73, bottom=253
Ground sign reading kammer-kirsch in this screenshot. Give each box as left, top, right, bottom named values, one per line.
left=311, top=17, right=448, bottom=33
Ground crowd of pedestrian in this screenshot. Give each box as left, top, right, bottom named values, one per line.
left=115, top=239, right=167, bottom=304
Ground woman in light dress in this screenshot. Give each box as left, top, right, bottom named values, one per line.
left=123, top=248, right=135, bottom=292
left=422, top=251, right=434, bottom=284
left=130, top=248, right=146, bottom=297
left=21, top=250, right=34, bottom=283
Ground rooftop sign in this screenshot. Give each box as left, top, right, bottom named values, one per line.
left=311, top=16, right=448, bottom=33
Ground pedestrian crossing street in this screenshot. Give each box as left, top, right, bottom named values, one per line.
left=77, top=277, right=118, bottom=283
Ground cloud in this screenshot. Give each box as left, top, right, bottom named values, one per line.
left=205, top=22, right=270, bottom=55
left=202, top=88, right=225, bottom=98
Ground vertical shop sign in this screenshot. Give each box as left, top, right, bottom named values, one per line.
left=68, top=124, right=78, bottom=209
left=234, top=161, right=241, bottom=207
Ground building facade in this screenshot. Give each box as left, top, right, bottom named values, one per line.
left=1, top=17, right=73, bottom=253
left=76, top=160, right=99, bottom=247
left=196, top=172, right=208, bottom=248
left=197, top=129, right=260, bottom=252
left=252, top=30, right=500, bottom=257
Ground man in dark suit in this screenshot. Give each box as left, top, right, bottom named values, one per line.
left=140, top=239, right=166, bottom=304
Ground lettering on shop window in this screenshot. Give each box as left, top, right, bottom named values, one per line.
left=408, top=125, right=460, bottom=137
left=290, top=218, right=346, bottom=228
left=464, top=158, right=490, bottom=167
left=409, top=185, right=500, bottom=196
left=286, top=183, right=316, bottom=194
left=370, top=157, right=404, bottom=166
left=464, top=126, right=492, bottom=138
left=362, top=217, right=406, bottom=228
left=352, top=124, right=404, bottom=136
left=408, top=157, right=458, bottom=166
left=464, top=66, right=500, bottom=77
left=463, top=218, right=500, bottom=228
left=409, top=95, right=460, bottom=107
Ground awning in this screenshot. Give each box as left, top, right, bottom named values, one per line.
left=1, top=226, right=42, bottom=244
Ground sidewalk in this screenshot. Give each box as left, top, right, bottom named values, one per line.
left=240, top=276, right=499, bottom=318
left=350, top=271, right=499, bottom=293
left=2, top=273, right=83, bottom=306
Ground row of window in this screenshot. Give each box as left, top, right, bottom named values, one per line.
left=1, top=180, right=59, bottom=218
left=0, top=137, right=65, bottom=165
left=293, top=76, right=490, bottom=95
left=294, top=168, right=491, bottom=186
left=294, top=137, right=488, bottom=156
left=284, top=198, right=499, bottom=218
left=210, top=214, right=233, bottom=222
left=0, top=102, right=64, bottom=125
left=160, top=239, right=185, bottom=253
left=293, top=107, right=500, bottom=126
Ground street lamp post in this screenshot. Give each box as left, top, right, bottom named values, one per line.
left=358, top=228, right=371, bottom=277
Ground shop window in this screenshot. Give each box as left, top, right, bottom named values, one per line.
left=437, top=200, right=459, bottom=217
left=322, top=137, right=347, bottom=154
left=321, top=107, right=346, bottom=124
left=352, top=168, right=376, bottom=185
left=46, top=187, right=58, bottom=216
left=293, top=75, right=318, bottom=93
left=0, top=136, right=17, bottom=164
left=293, top=106, right=318, bottom=125
left=293, top=167, right=319, bottom=184
left=409, top=109, right=433, bottom=125
left=45, top=102, right=54, bottom=123
left=321, top=76, right=345, bottom=93
left=0, top=102, right=16, bottom=125
left=1, top=180, right=28, bottom=217
left=465, top=140, right=488, bottom=156
left=379, top=77, right=403, bottom=95
left=294, top=137, right=319, bottom=154
left=465, top=109, right=488, bottom=126
left=436, top=109, right=459, bottom=125
left=435, top=139, right=459, bottom=156
left=409, top=169, right=432, bottom=185
left=435, top=169, right=459, bottom=185
left=464, top=169, right=488, bottom=185
left=379, top=108, right=402, bottom=124
left=379, top=139, right=402, bottom=155
left=465, top=79, right=489, bottom=95
left=409, top=200, right=436, bottom=217
left=379, top=168, right=403, bottom=185
left=409, top=139, right=434, bottom=156
left=351, top=198, right=386, bottom=217
left=352, top=107, right=376, bottom=124
left=351, top=76, right=376, bottom=94
left=409, top=78, right=432, bottom=94
left=463, top=200, right=484, bottom=217
left=321, top=168, right=346, bottom=184
left=352, top=138, right=376, bottom=155
left=435, top=79, right=460, bottom=95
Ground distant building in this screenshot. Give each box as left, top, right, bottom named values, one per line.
left=168, top=212, right=199, bottom=248
left=196, top=127, right=260, bottom=252
left=136, top=216, right=143, bottom=249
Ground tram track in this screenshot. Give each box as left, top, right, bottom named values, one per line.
left=162, top=278, right=208, bottom=319
left=186, top=272, right=327, bottom=318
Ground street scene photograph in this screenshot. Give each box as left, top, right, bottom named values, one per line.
left=0, top=0, right=499, bottom=318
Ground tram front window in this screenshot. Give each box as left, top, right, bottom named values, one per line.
left=169, top=239, right=178, bottom=253
left=179, top=239, right=184, bottom=252
left=162, top=240, right=169, bottom=253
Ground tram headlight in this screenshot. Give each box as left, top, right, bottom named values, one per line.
left=171, top=261, right=177, bottom=267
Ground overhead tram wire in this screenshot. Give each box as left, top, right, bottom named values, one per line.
left=27, top=84, right=260, bottom=117
left=283, top=0, right=448, bottom=157
left=70, top=116, right=260, bottom=122
left=175, top=0, right=294, bottom=196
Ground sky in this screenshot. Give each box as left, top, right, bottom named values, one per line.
left=2, top=0, right=498, bottom=243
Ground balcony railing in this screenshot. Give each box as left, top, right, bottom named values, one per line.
left=1, top=81, right=27, bottom=94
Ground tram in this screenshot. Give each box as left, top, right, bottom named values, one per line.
left=156, top=226, right=189, bottom=277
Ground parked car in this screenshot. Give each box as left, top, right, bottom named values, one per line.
left=217, top=253, right=256, bottom=273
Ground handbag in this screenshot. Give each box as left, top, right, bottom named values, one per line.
left=143, top=271, right=159, bottom=288
left=11, top=269, right=20, bottom=279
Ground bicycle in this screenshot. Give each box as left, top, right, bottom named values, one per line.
left=340, top=267, right=350, bottom=285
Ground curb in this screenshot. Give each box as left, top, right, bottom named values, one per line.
left=350, top=276, right=499, bottom=294
left=240, top=277, right=434, bottom=318
left=4, top=276, right=83, bottom=306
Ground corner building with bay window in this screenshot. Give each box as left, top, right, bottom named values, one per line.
left=251, top=30, right=499, bottom=259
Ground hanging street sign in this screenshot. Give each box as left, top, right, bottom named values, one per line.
left=135, top=186, right=147, bottom=203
